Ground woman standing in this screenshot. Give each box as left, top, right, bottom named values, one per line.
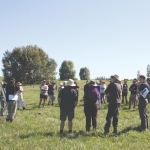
left=84, top=80, right=100, bottom=132
left=17, top=82, right=25, bottom=110
left=38, top=80, right=48, bottom=108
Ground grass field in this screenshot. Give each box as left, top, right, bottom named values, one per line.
left=0, top=80, right=150, bottom=150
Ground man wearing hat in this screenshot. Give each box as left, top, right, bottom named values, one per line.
left=129, top=79, right=138, bottom=109
left=104, top=75, right=121, bottom=135
left=84, top=80, right=100, bottom=132
left=138, top=75, right=150, bottom=131
left=17, top=82, right=25, bottom=110
left=58, top=79, right=78, bottom=133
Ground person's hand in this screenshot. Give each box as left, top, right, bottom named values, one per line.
left=145, top=99, right=148, bottom=105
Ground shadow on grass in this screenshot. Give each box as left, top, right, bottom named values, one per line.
left=19, top=132, right=54, bottom=139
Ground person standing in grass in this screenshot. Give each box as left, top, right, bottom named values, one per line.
left=84, top=80, right=99, bottom=132
left=122, top=80, right=128, bottom=104
left=48, top=81, right=57, bottom=106
left=38, top=80, right=48, bottom=108
left=96, top=81, right=101, bottom=109
left=104, top=75, right=121, bottom=135
left=129, top=80, right=138, bottom=109
left=5, top=78, right=19, bottom=122
left=17, top=82, right=25, bottom=110
left=0, top=81, right=7, bottom=116
left=74, top=81, right=79, bottom=101
left=138, top=75, right=149, bottom=131
left=58, top=79, right=78, bottom=134
left=100, top=81, right=106, bottom=103
left=146, top=78, right=150, bottom=103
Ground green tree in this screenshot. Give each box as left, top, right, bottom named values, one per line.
left=59, top=60, right=76, bottom=80
left=2, top=45, right=57, bottom=84
left=79, top=67, right=90, bottom=80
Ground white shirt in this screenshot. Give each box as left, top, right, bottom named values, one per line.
left=100, top=84, right=106, bottom=93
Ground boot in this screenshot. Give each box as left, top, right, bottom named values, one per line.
left=104, top=127, right=109, bottom=135
left=113, top=127, right=117, bottom=134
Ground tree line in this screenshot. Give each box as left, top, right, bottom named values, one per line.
left=2, top=45, right=90, bottom=84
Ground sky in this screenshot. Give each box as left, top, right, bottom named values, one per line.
left=0, top=0, right=150, bottom=80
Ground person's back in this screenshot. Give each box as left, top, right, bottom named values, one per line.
left=60, top=86, right=77, bottom=112
left=85, top=86, right=99, bottom=105
left=106, top=82, right=121, bottom=103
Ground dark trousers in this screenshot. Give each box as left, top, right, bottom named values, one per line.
left=105, top=103, right=120, bottom=129
left=84, top=104, right=98, bottom=131
left=138, top=100, right=148, bottom=130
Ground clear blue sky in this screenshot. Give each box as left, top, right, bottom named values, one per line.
left=0, top=0, right=150, bottom=80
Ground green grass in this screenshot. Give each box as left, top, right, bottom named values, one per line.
left=1, top=80, right=150, bottom=150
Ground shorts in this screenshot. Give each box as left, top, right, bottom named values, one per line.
left=129, top=94, right=136, bottom=102
left=60, top=110, right=74, bottom=121
left=49, top=95, right=56, bottom=101
left=122, top=92, right=128, bottom=96
left=101, top=93, right=105, bottom=99
left=40, top=94, right=48, bottom=99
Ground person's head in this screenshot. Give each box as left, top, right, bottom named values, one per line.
left=133, top=80, right=136, bottom=84
left=124, top=80, right=127, bottom=84
left=86, top=80, right=89, bottom=84
left=99, top=80, right=102, bottom=84
left=118, top=80, right=122, bottom=84
left=52, top=81, right=56, bottom=85
left=10, top=79, right=15, bottom=85
left=43, top=80, right=46, bottom=85
left=60, top=83, right=63, bottom=87
left=67, top=79, right=76, bottom=87
left=139, top=75, right=146, bottom=83
left=146, top=78, right=150, bottom=84
left=89, top=80, right=97, bottom=87
left=63, top=81, right=67, bottom=86
left=17, top=82, right=22, bottom=86
left=111, top=74, right=120, bottom=83
left=74, top=81, right=77, bottom=85
left=102, top=81, right=105, bottom=84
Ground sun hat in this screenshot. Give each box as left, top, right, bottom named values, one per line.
left=67, top=79, right=76, bottom=86
left=17, top=82, right=22, bottom=86
left=89, top=80, right=97, bottom=87
left=111, top=75, right=121, bottom=82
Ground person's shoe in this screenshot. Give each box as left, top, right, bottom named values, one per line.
left=104, top=127, right=109, bottom=136
left=23, top=107, right=25, bottom=110
left=6, top=119, right=10, bottom=122
left=17, top=108, right=20, bottom=110
left=69, top=130, right=72, bottom=133
left=93, top=127, right=96, bottom=131
left=60, top=130, right=63, bottom=134
left=113, top=127, right=117, bottom=134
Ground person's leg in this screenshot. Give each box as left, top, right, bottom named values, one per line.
left=92, top=105, right=98, bottom=130
left=60, top=111, right=67, bottom=133
left=11, top=100, right=17, bottom=122
left=125, top=93, right=128, bottom=104
left=68, top=121, right=72, bottom=133
left=112, top=103, right=120, bottom=133
left=17, top=99, right=21, bottom=109
left=38, top=98, right=42, bottom=108
left=129, top=95, right=132, bottom=109
left=104, top=103, right=114, bottom=134
left=43, top=98, right=46, bottom=107
left=122, top=95, right=124, bottom=104
left=6, top=102, right=11, bottom=121
left=20, top=97, right=25, bottom=109
left=138, top=101, right=148, bottom=130
left=60, top=121, right=65, bottom=133
left=48, top=95, right=51, bottom=105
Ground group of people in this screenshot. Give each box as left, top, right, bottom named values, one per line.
left=0, top=78, right=25, bottom=122
left=57, top=75, right=150, bottom=134
left=0, top=75, right=150, bottom=135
